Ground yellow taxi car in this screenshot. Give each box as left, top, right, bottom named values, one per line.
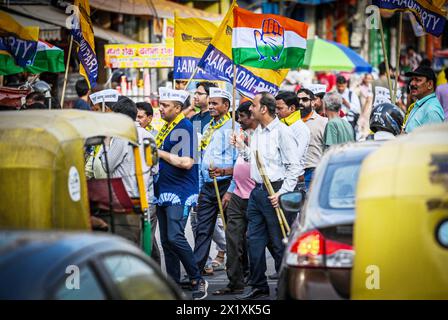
left=351, top=123, right=448, bottom=299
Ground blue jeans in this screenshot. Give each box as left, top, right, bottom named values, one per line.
left=304, top=167, right=315, bottom=191
left=246, top=184, right=285, bottom=290
left=157, top=205, right=201, bottom=284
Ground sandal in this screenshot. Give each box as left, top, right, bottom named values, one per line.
left=212, top=254, right=226, bottom=271
left=212, top=287, right=244, bottom=295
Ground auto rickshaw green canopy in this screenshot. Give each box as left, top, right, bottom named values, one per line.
left=0, top=110, right=139, bottom=230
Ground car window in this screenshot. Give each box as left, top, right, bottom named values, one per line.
left=319, top=162, right=362, bottom=211
left=54, top=266, right=105, bottom=300
left=102, top=254, right=176, bottom=300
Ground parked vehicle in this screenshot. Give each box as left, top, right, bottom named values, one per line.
left=277, top=142, right=382, bottom=300
left=0, top=231, right=183, bottom=300
left=0, top=110, right=158, bottom=254
left=351, top=123, right=448, bottom=299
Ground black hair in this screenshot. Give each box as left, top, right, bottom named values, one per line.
left=112, top=96, right=137, bottom=120
left=182, top=96, right=191, bottom=111
left=378, top=61, right=386, bottom=75
left=275, top=91, right=299, bottom=110
left=136, top=101, right=154, bottom=117
left=27, top=102, right=47, bottom=109
left=75, top=79, right=89, bottom=97
left=26, top=92, right=46, bottom=104
left=296, top=88, right=315, bottom=100
left=196, top=81, right=218, bottom=95
left=237, top=101, right=252, bottom=117
left=258, top=92, right=276, bottom=117
left=419, top=58, right=431, bottom=68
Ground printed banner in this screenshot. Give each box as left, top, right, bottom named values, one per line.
left=372, top=0, right=446, bottom=37
left=105, top=44, right=174, bottom=69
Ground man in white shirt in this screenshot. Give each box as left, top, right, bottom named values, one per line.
left=275, top=91, right=310, bottom=191
left=231, top=92, right=301, bottom=300
left=336, top=75, right=361, bottom=115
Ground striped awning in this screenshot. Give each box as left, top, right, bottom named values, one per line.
left=89, top=0, right=222, bottom=21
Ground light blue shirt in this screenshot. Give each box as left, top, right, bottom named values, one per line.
left=404, top=93, right=445, bottom=133
left=199, top=118, right=239, bottom=190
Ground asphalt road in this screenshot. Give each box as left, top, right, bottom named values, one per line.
left=155, top=214, right=279, bottom=300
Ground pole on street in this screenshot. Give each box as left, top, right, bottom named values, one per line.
left=60, top=35, right=73, bottom=109
left=393, top=12, right=403, bottom=104
left=232, top=64, right=237, bottom=131
left=378, top=17, right=394, bottom=104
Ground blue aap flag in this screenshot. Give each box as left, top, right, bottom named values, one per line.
left=0, top=36, right=37, bottom=67
left=372, top=0, right=446, bottom=37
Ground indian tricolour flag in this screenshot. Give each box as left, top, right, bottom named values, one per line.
left=0, top=40, right=65, bottom=75
left=232, top=7, right=308, bottom=70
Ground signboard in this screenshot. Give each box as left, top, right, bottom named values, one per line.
left=105, top=44, right=174, bottom=69
left=374, top=86, right=402, bottom=106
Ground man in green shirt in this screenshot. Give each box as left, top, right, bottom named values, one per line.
left=323, top=92, right=355, bottom=150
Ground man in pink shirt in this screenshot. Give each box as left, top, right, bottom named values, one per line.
left=211, top=101, right=258, bottom=296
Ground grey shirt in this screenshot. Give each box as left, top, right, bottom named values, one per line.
left=304, top=111, right=328, bottom=169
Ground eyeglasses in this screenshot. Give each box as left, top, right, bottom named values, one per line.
left=297, top=97, right=311, bottom=102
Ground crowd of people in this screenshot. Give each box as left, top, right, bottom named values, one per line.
left=1, top=57, right=446, bottom=300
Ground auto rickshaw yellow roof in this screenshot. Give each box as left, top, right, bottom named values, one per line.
left=0, top=109, right=138, bottom=144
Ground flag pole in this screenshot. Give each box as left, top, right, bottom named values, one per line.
left=210, top=161, right=227, bottom=230
left=60, top=35, right=73, bottom=109
left=232, top=64, right=237, bottom=131
left=378, top=16, right=394, bottom=104
left=393, top=12, right=403, bottom=105
left=184, top=66, right=199, bottom=89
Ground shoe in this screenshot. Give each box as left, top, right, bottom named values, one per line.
left=192, top=279, right=208, bottom=300
left=235, top=287, right=269, bottom=300
left=212, top=286, right=244, bottom=295
left=268, top=272, right=279, bottom=280
left=179, top=279, right=195, bottom=291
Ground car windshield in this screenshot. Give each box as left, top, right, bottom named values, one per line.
left=319, top=161, right=362, bottom=211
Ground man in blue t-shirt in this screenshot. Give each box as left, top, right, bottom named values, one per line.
left=73, top=79, right=91, bottom=111
left=155, top=87, right=208, bottom=300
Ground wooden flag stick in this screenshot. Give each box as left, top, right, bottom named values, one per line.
left=184, top=66, right=199, bottom=89
left=232, top=64, right=237, bottom=131
left=255, top=151, right=290, bottom=239
left=60, top=35, right=73, bottom=109
left=210, top=161, right=227, bottom=230
left=393, top=12, right=403, bottom=105
left=378, top=16, right=394, bottom=104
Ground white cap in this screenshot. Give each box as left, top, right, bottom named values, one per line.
left=209, top=87, right=232, bottom=101
left=159, top=87, right=189, bottom=103
left=304, top=84, right=327, bottom=95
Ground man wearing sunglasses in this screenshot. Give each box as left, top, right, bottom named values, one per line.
left=297, top=88, right=328, bottom=190
left=275, top=91, right=310, bottom=195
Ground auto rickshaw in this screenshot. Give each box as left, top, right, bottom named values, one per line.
left=0, top=110, right=158, bottom=255
left=351, top=123, right=448, bottom=299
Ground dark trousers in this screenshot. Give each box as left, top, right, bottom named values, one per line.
left=149, top=205, right=161, bottom=265
left=225, top=193, right=249, bottom=289
left=194, top=179, right=231, bottom=271
left=157, top=205, right=201, bottom=283
left=246, top=182, right=285, bottom=290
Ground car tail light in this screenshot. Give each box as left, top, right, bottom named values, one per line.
left=286, top=230, right=354, bottom=268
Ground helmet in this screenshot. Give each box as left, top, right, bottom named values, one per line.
left=32, top=80, right=51, bottom=96
left=369, top=103, right=405, bottom=136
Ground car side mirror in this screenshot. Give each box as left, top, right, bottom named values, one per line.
left=143, top=137, right=159, bottom=167
left=279, top=191, right=305, bottom=214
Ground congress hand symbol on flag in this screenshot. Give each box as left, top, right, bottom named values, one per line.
left=254, top=18, right=284, bottom=63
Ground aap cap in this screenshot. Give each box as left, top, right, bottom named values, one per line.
left=304, top=84, right=327, bottom=96
left=159, top=87, right=189, bottom=103
left=209, top=87, right=232, bottom=101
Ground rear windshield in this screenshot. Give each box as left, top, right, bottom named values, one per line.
left=319, top=162, right=362, bottom=211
